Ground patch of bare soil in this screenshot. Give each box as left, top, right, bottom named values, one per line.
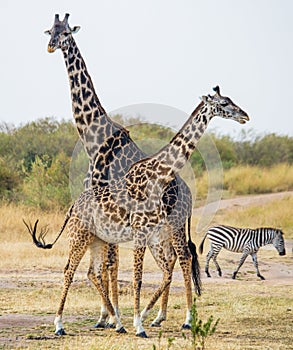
left=193, top=190, right=293, bottom=215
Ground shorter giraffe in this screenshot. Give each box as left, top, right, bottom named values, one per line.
left=25, top=86, right=249, bottom=337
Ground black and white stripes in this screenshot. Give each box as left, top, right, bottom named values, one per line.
left=199, top=225, right=286, bottom=280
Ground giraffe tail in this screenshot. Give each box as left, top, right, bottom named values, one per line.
left=23, top=204, right=74, bottom=249
left=187, top=216, right=202, bottom=296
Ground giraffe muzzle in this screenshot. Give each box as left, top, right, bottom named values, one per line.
left=239, top=115, right=250, bottom=124
left=47, top=45, right=56, bottom=53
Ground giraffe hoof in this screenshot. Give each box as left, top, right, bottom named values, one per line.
left=150, top=322, right=161, bottom=327
left=105, top=323, right=115, bottom=329
left=136, top=331, right=148, bottom=338
left=94, top=322, right=106, bottom=328
left=116, top=326, right=127, bottom=334
left=232, top=273, right=236, bottom=279
left=259, top=275, right=265, bottom=280
left=55, top=328, right=66, bottom=336
left=182, top=324, right=191, bottom=330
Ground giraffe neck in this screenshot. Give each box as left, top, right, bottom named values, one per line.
left=155, top=101, right=211, bottom=175
left=62, top=38, right=118, bottom=160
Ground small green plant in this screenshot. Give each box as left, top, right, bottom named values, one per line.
left=153, top=330, right=163, bottom=350
left=167, top=336, right=175, bottom=349
left=152, top=330, right=175, bottom=350
left=190, top=298, right=220, bottom=350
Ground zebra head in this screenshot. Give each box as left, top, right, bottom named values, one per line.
left=272, top=229, right=286, bottom=256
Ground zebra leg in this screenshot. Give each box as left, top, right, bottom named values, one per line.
left=251, top=252, right=265, bottom=280
left=213, top=253, right=222, bottom=277
left=205, top=249, right=213, bottom=277
left=206, top=245, right=222, bottom=277
left=232, top=251, right=249, bottom=279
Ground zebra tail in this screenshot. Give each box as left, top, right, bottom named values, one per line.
left=23, top=204, right=74, bottom=250
left=187, top=216, right=202, bottom=296
left=198, top=233, right=207, bottom=255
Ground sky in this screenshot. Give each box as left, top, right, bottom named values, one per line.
left=0, top=0, right=292, bottom=138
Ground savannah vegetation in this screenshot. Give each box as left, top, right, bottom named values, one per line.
left=0, top=117, right=292, bottom=349
left=0, top=116, right=292, bottom=210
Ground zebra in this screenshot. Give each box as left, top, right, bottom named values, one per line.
left=199, top=225, right=286, bottom=280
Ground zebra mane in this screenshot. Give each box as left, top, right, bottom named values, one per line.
left=254, top=227, right=281, bottom=232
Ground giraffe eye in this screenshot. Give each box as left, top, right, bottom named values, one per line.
left=220, top=101, right=229, bottom=107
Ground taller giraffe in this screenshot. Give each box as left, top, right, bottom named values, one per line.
left=45, top=13, right=199, bottom=328
left=27, top=86, right=249, bottom=337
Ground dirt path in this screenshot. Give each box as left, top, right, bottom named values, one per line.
left=193, top=190, right=293, bottom=215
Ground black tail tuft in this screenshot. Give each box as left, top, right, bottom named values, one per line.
left=23, top=219, right=53, bottom=249
left=187, top=216, right=202, bottom=296
left=188, top=239, right=202, bottom=296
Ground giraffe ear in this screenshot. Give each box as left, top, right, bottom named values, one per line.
left=71, top=26, right=81, bottom=34
left=44, top=29, right=51, bottom=36
left=202, top=95, right=213, bottom=103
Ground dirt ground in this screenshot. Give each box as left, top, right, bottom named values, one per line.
left=0, top=192, right=292, bottom=349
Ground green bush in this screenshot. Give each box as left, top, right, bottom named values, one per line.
left=0, top=117, right=292, bottom=209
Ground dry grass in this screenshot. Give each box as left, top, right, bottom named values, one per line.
left=194, top=163, right=293, bottom=200
left=223, top=164, right=293, bottom=195
left=0, top=194, right=293, bottom=349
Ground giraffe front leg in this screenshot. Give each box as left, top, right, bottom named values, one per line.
left=133, top=244, right=147, bottom=338
left=94, top=243, right=120, bottom=329
left=88, top=239, right=126, bottom=334
left=107, top=243, right=120, bottom=327
left=94, top=254, right=109, bottom=328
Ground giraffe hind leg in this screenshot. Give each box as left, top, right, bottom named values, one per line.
left=94, top=243, right=120, bottom=329
left=133, top=245, right=148, bottom=338
left=140, top=240, right=174, bottom=329
left=54, top=230, right=93, bottom=335
left=171, top=231, right=194, bottom=329
left=142, top=238, right=177, bottom=327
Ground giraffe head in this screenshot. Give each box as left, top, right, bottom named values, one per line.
left=44, top=14, right=80, bottom=53
left=201, top=86, right=250, bottom=124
